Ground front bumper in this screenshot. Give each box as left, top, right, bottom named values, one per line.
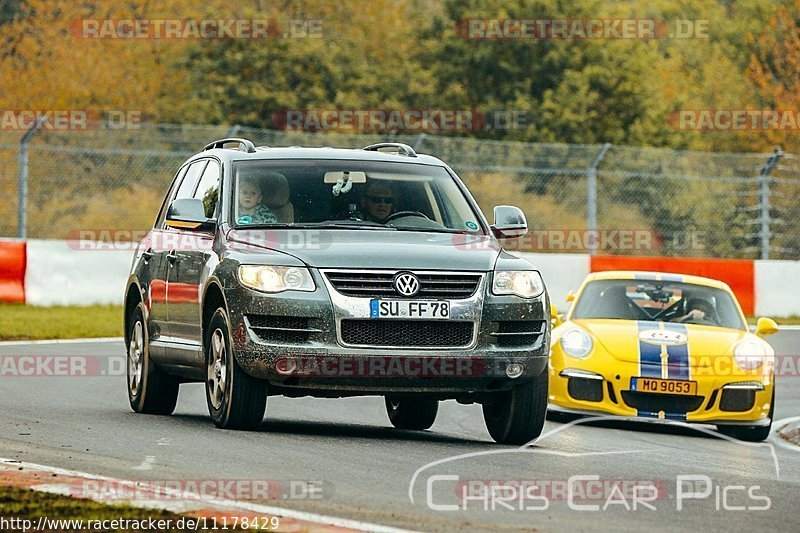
left=224, top=268, right=550, bottom=394
left=548, top=360, right=773, bottom=425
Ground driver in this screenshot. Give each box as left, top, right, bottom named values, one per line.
left=361, top=181, right=396, bottom=223
left=675, top=297, right=715, bottom=323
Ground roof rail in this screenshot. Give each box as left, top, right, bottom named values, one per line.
left=203, top=138, right=257, bottom=153
left=362, top=142, right=417, bottom=157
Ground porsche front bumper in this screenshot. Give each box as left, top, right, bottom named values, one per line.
left=548, top=363, right=773, bottom=426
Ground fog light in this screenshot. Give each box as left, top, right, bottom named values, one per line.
left=506, top=363, right=524, bottom=379
left=275, top=357, right=297, bottom=375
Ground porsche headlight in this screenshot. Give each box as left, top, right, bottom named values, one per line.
left=239, top=265, right=315, bottom=293
left=733, top=340, right=766, bottom=370
left=560, top=328, right=593, bottom=359
left=492, top=271, right=545, bottom=298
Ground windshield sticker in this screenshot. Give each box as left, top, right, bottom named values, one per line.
left=465, top=221, right=478, bottom=230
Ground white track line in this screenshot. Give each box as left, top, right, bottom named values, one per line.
left=0, top=337, right=123, bottom=346
left=0, top=457, right=417, bottom=533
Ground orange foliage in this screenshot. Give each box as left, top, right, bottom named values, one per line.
left=746, top=0, right=800, bottom=152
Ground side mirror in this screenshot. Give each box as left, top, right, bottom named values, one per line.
left=566, top=291, right=576, bottom=302
left=550, top=303, right=563, bottom=328
left=165, top=198, right=216, bottom=232
left=755, top=317, right=778, bottom=338
left=491, top=205, right=528, bottom=238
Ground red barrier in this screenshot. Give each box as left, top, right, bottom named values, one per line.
left=590, top=255, right=755, bottom=316
left=0, top=241, right=26, bottom=303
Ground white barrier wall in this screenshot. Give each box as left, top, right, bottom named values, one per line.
left=754, top=260, right=800, bottom=318
left=25, top=240, right=134, bottom=306
left=519, top=252, right=589, bottom=312
left=15, top=240, right=800, bottom=317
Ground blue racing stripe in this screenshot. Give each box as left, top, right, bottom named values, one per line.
left=663, top=322, right=690, bottom=380
left=637, top=321, right=662, bottom=378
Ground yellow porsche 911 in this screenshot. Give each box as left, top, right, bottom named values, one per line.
left=549, top=271, right=778, bottom=441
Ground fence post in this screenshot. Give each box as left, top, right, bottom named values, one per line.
left=587, top=143, right=612, bottom=255
left=18, top=118, right=42, bottom=239
left=227, top=124, right=242, bottom=137
left=413, top=132, right=427, bottom=152
left=758, top=148, right=782, bottom=260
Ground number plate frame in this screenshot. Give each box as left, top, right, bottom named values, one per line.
left=369, top=299, right=451, bottom=320
left=630, top=377, right=698, bottom=396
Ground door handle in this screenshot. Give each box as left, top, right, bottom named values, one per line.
left=167, top=250, right=178, bottom=265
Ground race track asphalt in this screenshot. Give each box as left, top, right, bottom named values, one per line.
left=0, top=332, right=798, bottom=532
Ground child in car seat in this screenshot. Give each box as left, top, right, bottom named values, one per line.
left=237, top=175, right=277, bottom=225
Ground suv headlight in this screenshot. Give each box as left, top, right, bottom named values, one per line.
left=492, top=271, right=545, bottom=298
left=560, top=328, right=593, bottom=359
left=733, top=340, right=766, bottom=370
left=239, top=265, right=315, bottom=293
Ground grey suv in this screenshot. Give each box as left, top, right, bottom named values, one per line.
left=124, top=138, right=551, bottom=444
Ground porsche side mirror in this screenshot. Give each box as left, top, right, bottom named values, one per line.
left=550, top=303, right=564, bottom=328
left=755, top=317, right=778, bottom=338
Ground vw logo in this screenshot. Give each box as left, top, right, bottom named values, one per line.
left=393, top=272, right=420, bottom=297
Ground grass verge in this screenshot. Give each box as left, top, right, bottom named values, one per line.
left=0, top=304, right=123, bottom=341
left=0, top=484, right=190, bottom=531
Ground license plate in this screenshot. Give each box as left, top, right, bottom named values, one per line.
left=631, top=377, right=697, bottom=396
left=370, top=299, right=450, bottom=320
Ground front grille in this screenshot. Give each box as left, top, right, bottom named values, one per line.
left=621, top=391, right=704, bottom=415
left=567, top=377, right=604, bottom=402
left=340, top=319, right=474, bottom=348
left=325, top=270, right=481, bottom=299
left=490, top=320, right=546, bottom=347
left=719, top=389, right=756, bottom=412
left=246, top=315, right=317, bottom=344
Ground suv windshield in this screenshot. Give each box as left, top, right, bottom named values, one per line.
left=571, top=279, right=746, bottom=330
left=231, top=159, right=483, bottom=233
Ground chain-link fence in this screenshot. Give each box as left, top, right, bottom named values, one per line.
left=1, top=123, right=798, bottom=259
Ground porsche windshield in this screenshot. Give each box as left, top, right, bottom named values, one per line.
left=231, top=159, right=483, bottom=234
left=571, top=279, right=747, bottom=330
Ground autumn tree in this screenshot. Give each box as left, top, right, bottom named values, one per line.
left=746, top=0, right=800, bottom=153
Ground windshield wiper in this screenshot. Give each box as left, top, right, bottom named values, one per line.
left=387, top=226, right=482, bottom=235
left=236, top=222, right=397, bottom=230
